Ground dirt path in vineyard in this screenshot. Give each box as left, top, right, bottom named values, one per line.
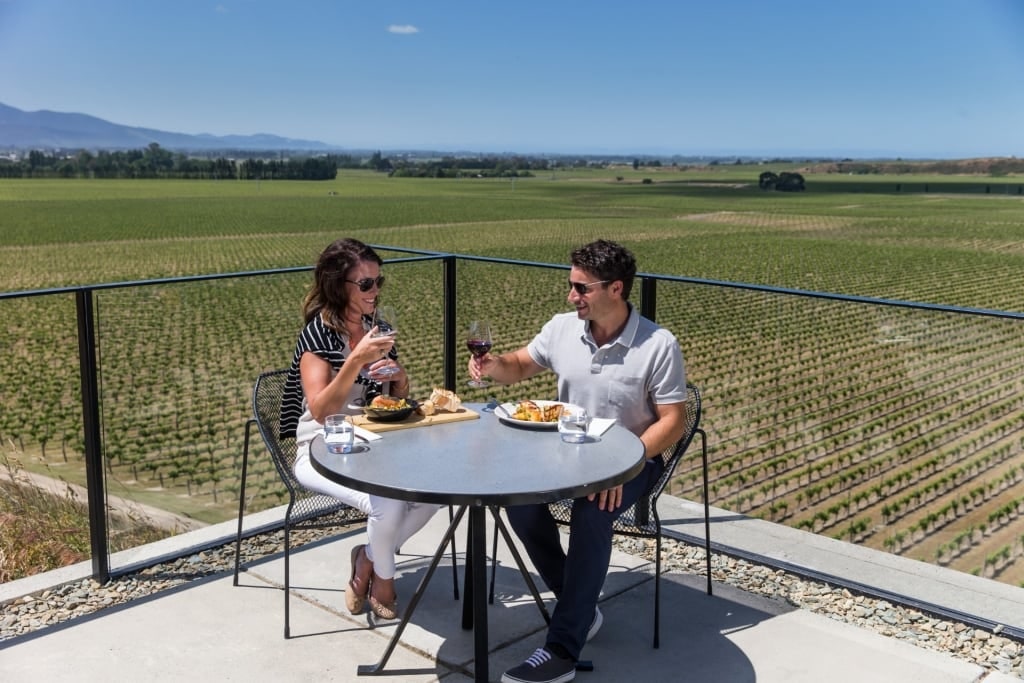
left=1, top=468, right=207, bottom=532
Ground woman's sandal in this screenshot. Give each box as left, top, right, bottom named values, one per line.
left=368, top=575, right=399, bottom=620
left=344, top=544, right=370, bottom=614
left=369, top=592, right=399, bottom=620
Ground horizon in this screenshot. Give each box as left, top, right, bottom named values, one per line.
left=2, top=1, right=1023, bottom=159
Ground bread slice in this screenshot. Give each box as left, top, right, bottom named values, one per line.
left=429, top=387, right=463, bottom=412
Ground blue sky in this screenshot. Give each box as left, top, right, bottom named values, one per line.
left=2, top=0, right=1023, bottom=158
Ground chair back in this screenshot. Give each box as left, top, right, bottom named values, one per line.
left=251, top=368, right=360, bottom=526
left=251, top=369, right=302, bottom=495
left=549, top=383, right=702, bottom=535
left=634, top=385, right=700, bottom=528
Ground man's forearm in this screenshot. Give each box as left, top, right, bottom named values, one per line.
left=640, top=404, right=688, bottom=460
left=486, top=348, right=539, bottom=386
left=487, top=352, right=523, bottom=385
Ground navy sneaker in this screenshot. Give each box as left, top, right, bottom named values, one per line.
left=586, top=606, right=603, bottom=642
left=501, top=647, right=575, bottom=683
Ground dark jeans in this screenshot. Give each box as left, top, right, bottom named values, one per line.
left=505, top=458, right=664, bottom=661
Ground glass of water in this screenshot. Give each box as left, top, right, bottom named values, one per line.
left=558, top=408, right=590, bottom=444
left=324, top=414, right=354, bottom=454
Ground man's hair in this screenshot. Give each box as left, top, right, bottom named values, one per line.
left=570, top=239, right=637, bottom=300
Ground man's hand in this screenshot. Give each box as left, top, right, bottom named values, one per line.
left=468, top=351, right=495, bottom=383
left=588, top=484, right=623, bottom=512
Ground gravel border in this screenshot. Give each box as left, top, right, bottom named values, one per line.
left=2, top=531, right=1022, bottom=677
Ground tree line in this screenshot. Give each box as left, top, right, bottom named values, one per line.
left=0, top=143, right=348, bottom=180
left=387, top=154, right=548, bottom=178
left=0, top=144, right=565, bottom=180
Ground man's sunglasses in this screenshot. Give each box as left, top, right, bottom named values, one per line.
left=568, top=279, right=609, bottom=295
left=346, top=275, right=386, bottom=292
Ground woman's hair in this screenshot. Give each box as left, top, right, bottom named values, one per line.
left=302, top=238, right=383, bottom=333
left=570, top=239, right=637, bottom=300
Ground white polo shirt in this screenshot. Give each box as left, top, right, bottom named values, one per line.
left=527, top=304, right=687, bottom=437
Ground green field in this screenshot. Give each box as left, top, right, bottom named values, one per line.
left=2, top=167, right=1022, bottom=585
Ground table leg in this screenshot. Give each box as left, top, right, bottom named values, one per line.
left=469, top=506, right=489, bottom=683
left=358, top=505, right=468, bottom=676
left=462, top=512, right=475, bottom=630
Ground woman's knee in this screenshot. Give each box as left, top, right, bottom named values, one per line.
left=369, top=497, right=408, bottom=525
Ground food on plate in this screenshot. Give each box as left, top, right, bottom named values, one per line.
left=511, top=400, right=564, bottom=423
left=369, top=395, right=409, bottom=411
left=417, top=400, right=437, bottom=416
left=512, top=400, right=542, bottom=421
left=429, top=387, right=462, bottom=412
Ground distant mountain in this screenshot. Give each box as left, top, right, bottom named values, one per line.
left=0, top=102, right=333, bottom=152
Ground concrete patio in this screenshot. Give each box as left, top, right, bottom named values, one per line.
left=2, top=497, right=1022, bottom=682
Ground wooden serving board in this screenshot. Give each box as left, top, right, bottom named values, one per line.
left=350, top=408, right=480, bottom=433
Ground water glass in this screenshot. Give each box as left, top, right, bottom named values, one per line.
left=324, top=414, right=355, bottom=454
left=558, top=408, right=590, bottom=444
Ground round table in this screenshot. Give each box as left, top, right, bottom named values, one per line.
left=310, top=403, right=645, bottom=682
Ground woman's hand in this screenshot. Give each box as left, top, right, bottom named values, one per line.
left=367, top=357, right=407, bottom=387
left=351, top=327, right=396, bottom=367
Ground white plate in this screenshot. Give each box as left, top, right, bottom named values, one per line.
left=495, top=400, right=582, bottom=430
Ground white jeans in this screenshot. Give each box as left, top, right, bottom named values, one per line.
left=294, top=445, right=440, bottom=579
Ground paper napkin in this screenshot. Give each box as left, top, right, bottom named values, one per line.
left=353, top=425, right=383, bottom=442
left=588, top=418, right=616, bottom=437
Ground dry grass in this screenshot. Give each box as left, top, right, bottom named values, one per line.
left=0, top=446, right=166, bottom=582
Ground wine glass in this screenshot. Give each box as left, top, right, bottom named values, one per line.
left=466, top=320, right=493, bottom=388
left=372, top=305, right=400, bottom=377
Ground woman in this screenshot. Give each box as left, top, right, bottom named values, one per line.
left=280, top=238, right=439, bottom=620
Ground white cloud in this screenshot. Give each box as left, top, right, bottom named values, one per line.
left=387, top=24, right=419, bottom=35
left=215, top=4, right=228, bottom=14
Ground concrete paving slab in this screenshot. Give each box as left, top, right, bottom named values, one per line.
left=0, top=573, right=464, bottom=683
left=723, top=606, right=983, bottom=683
left=982, top=672, right=1024, bottom=683
left=657, top=496, right=1024, bottom=634
left=507, top=572, right=988, bottom=683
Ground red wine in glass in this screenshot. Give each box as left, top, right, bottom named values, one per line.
left=466, top=339, right=492, bottom=357
left=466, top=320, right=493, bottom=388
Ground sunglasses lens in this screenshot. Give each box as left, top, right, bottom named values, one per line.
left=356, top=276, right=385, bottom=292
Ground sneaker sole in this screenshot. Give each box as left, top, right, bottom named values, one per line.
left=501, top=673, right=575, bottom=683
left=586, top=606, right=603, bottom=642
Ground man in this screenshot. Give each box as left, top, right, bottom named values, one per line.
left=469, top=239, right=688, bottom=683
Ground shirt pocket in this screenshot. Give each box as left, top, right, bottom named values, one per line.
left=605, top=374, right=646, bottom=411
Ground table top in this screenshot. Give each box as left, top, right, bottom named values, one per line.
left=310, top=403, right=646, bottom=506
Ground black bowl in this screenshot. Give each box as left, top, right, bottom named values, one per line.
left=362, top=398, right=418, bottom=422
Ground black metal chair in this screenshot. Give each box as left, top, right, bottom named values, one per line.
left=489, top=382, right=711, bottom=648
left=232, top=368, right=458, bottom=638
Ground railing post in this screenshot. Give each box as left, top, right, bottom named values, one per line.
left=76, top=288, right=109, bottom=582
left=443, top=255, right=457, bottom=390
left=640, top=275, right=657, bottom=321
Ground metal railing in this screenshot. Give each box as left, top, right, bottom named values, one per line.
left=2, top=246, right=1021, bottom=585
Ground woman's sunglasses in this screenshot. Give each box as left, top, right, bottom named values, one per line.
left=346, top=275, right=386, bottom=292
